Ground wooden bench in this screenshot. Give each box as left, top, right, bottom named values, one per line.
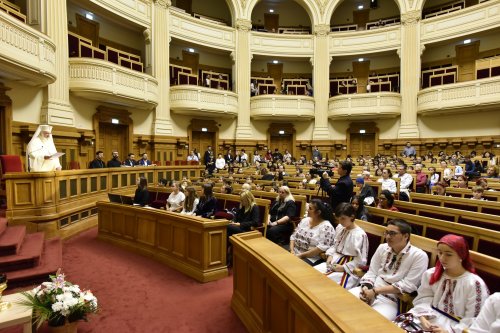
left=230, top=231, right=404, bottom=333
left=366, top=207, right=500, bottom=259
left=410, top=192, right=500, bottom=215
left=442, top=187, right=500, bottom=201
left=97, top=201, right=228, bottom=282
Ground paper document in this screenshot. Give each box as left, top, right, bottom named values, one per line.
left=50, top=152, right=65, bottom=159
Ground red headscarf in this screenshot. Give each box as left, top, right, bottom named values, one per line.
left=429, top=234, right=476, bottom=285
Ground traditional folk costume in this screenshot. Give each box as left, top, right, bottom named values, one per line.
left=349, top=242, right=429, bottom=320
left=314, top=225, right=368, bottom=289
left=468, top=293, right=500, bottom=333
left=290, top=218, right=335, bottom=265
left=410, top=234, right=489, bottom=332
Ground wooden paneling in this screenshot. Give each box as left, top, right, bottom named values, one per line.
left=97, top=202, right=228, bottom=282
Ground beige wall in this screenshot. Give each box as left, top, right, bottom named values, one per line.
left=251, top=0, right=311, bottom=27
left=190, top=0, right=232, bottom=25
left=251, top=58, right=312, bottom=75
left=170, top=44, right=233, bottom=69
left=418, top=110, right=500, bottom=138
left=330, top=52, right=399, bottom=75
left=6, top=81, right=44, bottom=124
left=330, top=0, right=400, bottom=26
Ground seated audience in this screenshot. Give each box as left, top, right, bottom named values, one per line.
left=378, top=168, right=397, bottom=194
left=133, top=177, right=149, bottom=206
left=467, top=293, right=500, bottom=333
left=315, top=203, right=368, bottom=289
left=180, top=186, right=199, bottom=215
left=123, top=153, right=137, bottom=167
left=166, top=182, right=185, bottom=212
left=137, top=153, right=154, bottom=166
left=89, top=151, right=105, bottom=169
left=451, top=160, right=463, bottom=179
left=440, top=161, right=453, bottom=184
left=486, top=165, right=499, bottom=179
left=476, top=178, right=492, bottom=191
left=433, top=181, right=448, bottom=196
left=409, top=234, right=489, bottom=332
left=471, top=186, right=485, bottom=201
left=107, top=151, right=121, bottom=168
left=428, top=167, right=439, bottom=192
left=356, top=177, right=375, bottom=206
left=377, top=190, right=399, bottom=212
left=456, top=175, right=468, bottom=189
left=227, top=190, right=260, bottom=237
left=215, top=154, right=226, bottom=170
left=394, top=164, right=413, bottom=201
left=351, top=195, right=369, bottom=221
left=289, top=199, right=336, bottom=266
left=194, top=184, right=217, bottom=218
left=349, top=219, right=428, bottom=320
left=266, top=186, right=297, bottom=245
left=415, top=164, right=428, bottom=193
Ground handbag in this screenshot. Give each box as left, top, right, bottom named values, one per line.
left=393, top=313, right=432, bottom=333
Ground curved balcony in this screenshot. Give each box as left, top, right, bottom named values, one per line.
left=329, top=25, right=400, bottom=56
left=417, top=76, right=500, bottom=116
left=328, top=93, right=401, bottom=119
left=89, top=0, right=151, bottom=27
left=421, top=1, right=500, bottom=45
left=251, top=32, right=313, bottom=57
left=250, top=95, right=315, bottom=120
left=0, top=12, right=56, bottom=86
left=170, top=85, right=238, bottom=118
left=68, top=58, right=158, bottom=109
left=169, top=8, right=234, bottom=51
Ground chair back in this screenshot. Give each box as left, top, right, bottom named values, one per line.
left=0, top=155, right=23, bottom=174
left=68, top=161, right=80, bottom=170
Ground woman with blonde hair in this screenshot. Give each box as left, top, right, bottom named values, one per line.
left=181, top=186, right=199, bottom=215
left=227, top=190, right=260, bottom=237
left=266, top=186, right=297, bottom=244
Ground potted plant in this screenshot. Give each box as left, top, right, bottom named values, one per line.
left=19, top=270, right=98, bottom=332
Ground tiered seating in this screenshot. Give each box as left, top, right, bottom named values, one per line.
left=199, top=70, right=230, bottom=90
left=410, top=192, right=500, bottom=215
left=283, top=78, right=309, bottom=95
left=367, top=73, right=400, bottom=92
left=68, top=32, right=143, bottom=72
left=421, top=65, right=458, bottom=88
left=330, top=24, right=357, bottom=32
left=0, top=217, right=62, bottom=288
left=423, top=0, right=465, bottom=18
left=476, top=55, right=500, bottom=79
left=366, top=17, right=400, bottom=30
left=278, top=27, right=310, bottom=35
left=169, top=64, right=196, bottom=86
left=0, top=0, right=26, bottom=23
left=329, top=77, right=358, bottom=96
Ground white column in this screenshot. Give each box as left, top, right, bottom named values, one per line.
left=312, top=24, right=331, bottom=140
left=40, top=0, right=74, bottom=126
left=151, top=0, right=173, bottom=135
left=398, top=10, right=421, bottom=138
left=234, top=18, right=253, bottom=139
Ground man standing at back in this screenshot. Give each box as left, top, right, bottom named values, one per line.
left=107, top=151, right=121, bottom=168
left=319, top=160, right=354, bottom=211
left=204, top=146, right=213, bottom=167
left=26, top=124, right=62, bottom=172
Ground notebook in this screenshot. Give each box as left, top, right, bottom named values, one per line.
left=108, top=193, right=123, bottom=204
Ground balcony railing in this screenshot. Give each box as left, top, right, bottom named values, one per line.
left=170, top=85, right=238, bottom=118
left=68, top=58, right=158, bottom=109
left=328, top=93, right=401, bottom=119
left=0, top=10, right=56, bottom=85
left=418, top=76, right=500, bottom=115
left=250, top=95, right=315, bottom=120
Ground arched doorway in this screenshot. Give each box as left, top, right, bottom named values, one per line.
left=268, top=123, right=296, bottom=160
left=347, top=122, right=378, bottom=158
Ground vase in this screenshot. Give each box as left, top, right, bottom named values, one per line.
left=47, top=321, right=78, bottom=333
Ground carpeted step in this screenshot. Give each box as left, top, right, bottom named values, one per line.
left=0, top=216, right=7, bottom=235
left=6, top=237, right=62, bottom=288
left=0, top=225, right=26, bottom=256
left=0, top=232, right=44, bottom=272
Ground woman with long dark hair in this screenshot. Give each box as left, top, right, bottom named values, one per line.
left=181, top=186, right=199, bottom=215
left=133, top=177, right=149, bottom=206
left=289, top=199, right=336, bottom=266
left=194, top=183, right=217, bottom=218
left=409, top=234, right=489, bottom=332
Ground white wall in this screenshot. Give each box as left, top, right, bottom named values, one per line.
left=251, top=58, right=312, bottom=74
left=251, top=0, right=311, bottom=27
left=331, top=52, right=400, bottom=74
left=170, top=43, right=233, bottom=69
left=6, top=81, right=44, bottom=124
left=330, top=0, right=400, bottom=26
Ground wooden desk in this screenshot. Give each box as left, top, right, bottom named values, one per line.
left=230, top=231, right=404, bottom=333
left=97, top=202, right=228, bottom=282
left=0, top=292, right=32, bottom=333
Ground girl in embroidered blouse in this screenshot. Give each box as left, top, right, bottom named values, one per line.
left=314, top=203, right=369, bottom=289
left=409, top=234, right=489, bottom=333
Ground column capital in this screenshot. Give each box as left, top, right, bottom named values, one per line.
left=154, top=0, right=171, bottom=9
left=236, top=19, right=252, bottom=32
left=143, top=28, right=151, bottom=44
left=314, top=24, right=330, bottom=37
left=401, top=10, right=421, bottom=25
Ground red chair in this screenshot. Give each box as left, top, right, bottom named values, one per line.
left=190, top=161, right=199, bottom=165
left=153, top=161, right=161, bottom=166
left=0, top=155, right=23, bottom=207
left=174, top=160, right=181, bottom=166
left=164, top=161, right=172, bottom=166
left=68, top=161, right=80, bottom=170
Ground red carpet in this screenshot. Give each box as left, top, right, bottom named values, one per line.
left=2, top=227, right=247, bottom=333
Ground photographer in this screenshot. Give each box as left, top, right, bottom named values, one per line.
left=319, top=160, right=354, bottom=211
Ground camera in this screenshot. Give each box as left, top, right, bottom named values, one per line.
left=309, top=168, right=333, bottom=177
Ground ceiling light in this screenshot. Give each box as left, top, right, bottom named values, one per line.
left=86, top=12, right=94, bottom=20
left=279, top=130, right=285, bottom=135
left=463, top=39, right=471, bottom=44
left=359, top=129, right=366, bottom=134
left=111, top=118, right=119, bottom=124
left=188, top=48, right=195, bottom=53
left=201, top=128, right=208, bottom=132
left=272, top=60, right=279, bottom=64
left=269, top=9, right=274, bottom=13
left=358, top=58, right=364, bottom=62
left=358, top=5, right=364, bottom=9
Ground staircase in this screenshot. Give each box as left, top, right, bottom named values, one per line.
left=0, top=217, right=62, bottom=289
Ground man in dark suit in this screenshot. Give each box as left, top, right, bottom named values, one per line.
left=89, top=151, right=105, bottom=168
left=107, top=151, right=121, bottom=168
left=123, top=153, right=137, bottom=167
left=204, top=146, right=213, bottom=167
left=319, top=160, right=354, bottom=211
left=137, top=153, right=153, bottom=166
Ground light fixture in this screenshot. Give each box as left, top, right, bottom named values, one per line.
left=463, top=39, right=471, bottom=44
left=272, top=60, right=279, bottom=64
left=359, top=129, right=366, bottom=134
left=85, top=12, right=94, bottom=20
left=279, top=130, right=285, bottom=135
left=188, top=48, right=195, bottom=53
left=358, top=5, right=364, bottom=9
left=358, top=58, right=364, bottom=62
left=111, top=118, right=119, bottom=124
left=269, top=9, right=274, bottom=13
left=201, top=128, right=208, bottom=132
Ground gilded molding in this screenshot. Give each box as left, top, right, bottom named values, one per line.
left=401, top=10, right=421, bottom=25
left=236, top=19, right=252, bottom=31
left=314, top=24, right=330, bottom=36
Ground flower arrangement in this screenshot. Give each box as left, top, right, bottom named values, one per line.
left=19, top=270, right=98, bottom=328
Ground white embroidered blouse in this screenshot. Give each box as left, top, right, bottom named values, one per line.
left=290, top=218, right=336, bottom=263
